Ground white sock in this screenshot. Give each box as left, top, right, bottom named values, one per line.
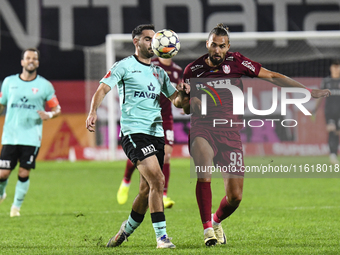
left=212, top=218, right=220, bottom=226
left=204, top=227, right=213, bottom=235
left=211, top=213, right=221, bottom=226
left=122, top=180, right=131, bottom=187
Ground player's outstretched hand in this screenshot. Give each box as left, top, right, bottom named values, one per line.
left=177, top=82, right=190, bottom=94
left=86, top=113, right=97, bottom=132
left=311, top=89, right=331, bottom=98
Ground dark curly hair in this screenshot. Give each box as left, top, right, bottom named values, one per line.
left=132, top=24, right=155, bottom=39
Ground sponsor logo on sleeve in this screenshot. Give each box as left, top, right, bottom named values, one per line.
left=241, top=61, right=255, bottom=72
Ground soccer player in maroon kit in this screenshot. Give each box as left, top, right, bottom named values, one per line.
left=117, top=57, right=183, bottom=209
left=182, top=24, right=331, bottom=246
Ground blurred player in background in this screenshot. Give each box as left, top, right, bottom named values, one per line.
left=117, top=57, right=183, bottom=209
left=313, top=59, right=340, bottom=164
left=182, top=24, right=331, bottom=246
left=86, top=24, right=189, bottom=249
left=0, top=48, right=61, bottom=217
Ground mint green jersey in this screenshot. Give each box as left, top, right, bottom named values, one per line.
left=0, top=74, right=56, bottom=147
left=100, top=55, right=177, bottom=137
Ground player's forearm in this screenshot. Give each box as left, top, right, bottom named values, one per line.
left=271, top=75, right=306, bottom=89
left=259, top=67, right=307, bottom=89
left=0, top=104, right=5, bottom=115
left=171, top=91, right=181, bottom=108
left=47, top=105, right=61, bottom=119
left=89, top=84, right=110, bottom=114
left=89, top=92, right=104, bottom=114
left=171, top=91, right=188, bottom=108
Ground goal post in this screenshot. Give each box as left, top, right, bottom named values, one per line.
left=84, top=30, right=340, bottom=160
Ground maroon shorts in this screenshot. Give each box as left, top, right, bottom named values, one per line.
left=163, top=121, right=174, bottom=146
left=189, top=128, right=244, bottom=176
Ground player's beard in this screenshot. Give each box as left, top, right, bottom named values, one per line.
left=145, top=49, right=154, bottom=58
left=24, top=63, right=38, bottom=74
left=209, top=53, right=224, bottom=66
left=24, top=67, right=38, bottom=74
left=140, top=45, right=154, bottom=59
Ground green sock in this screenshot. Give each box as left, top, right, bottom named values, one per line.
left=0, top=179, right=8, bottom=196
left=13, top=179, right=30, bottom=208
left=124, top=215, right=141, bottom=235
left=152, top=221, right=167, bottom=239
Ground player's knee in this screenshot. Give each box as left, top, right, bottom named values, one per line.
left=0, top=170, right=11, bottom=180
left=149, top=174, right=164, bottom=193
left=164, top=153, right=171, bottom=164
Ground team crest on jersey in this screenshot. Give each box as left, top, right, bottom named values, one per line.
left=223, top=65, right=231, bottom=74
left=32, top=88, right=39, bottom=94
left=153, top=72, right=159, bottom=79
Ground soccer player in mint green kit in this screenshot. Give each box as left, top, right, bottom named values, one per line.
left=86, top=24, right=189, bottom=249
left=0, top=48, right=61, bottom=217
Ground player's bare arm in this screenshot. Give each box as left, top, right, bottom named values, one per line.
left=169, top=83, right=190, bottom=108
left=258, top=67, right=331, bottom=98
left=86, top=82, right=111, bottom=132
left=182, top=96, right=201, bottom=115
left=37, top=105, right=61, bottom=120
left=0, top=104, right=5, bottom=115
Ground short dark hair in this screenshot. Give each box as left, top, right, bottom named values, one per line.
left=208, top=23, right=230, bottom=42
left=132, top=24, right=155, bottom=39
left=331, top=59, right=340, bottom=66
left=21, top=48, right=40, bottom=60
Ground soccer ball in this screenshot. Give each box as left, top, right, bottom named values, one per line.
left=152, top=29, right=180, bottom=59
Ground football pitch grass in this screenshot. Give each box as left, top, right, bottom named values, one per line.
left=0, top=156, right=339, bottom=254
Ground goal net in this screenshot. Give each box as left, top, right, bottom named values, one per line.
left=85, top=30, right=340, bottom=160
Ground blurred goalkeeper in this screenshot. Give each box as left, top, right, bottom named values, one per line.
left=181, top=23, right=331, bottom=247
left=117, top=56, right=183, bottom=209
left=313, top=59, right=340, bottom=164
left=86, top=24, right=189, bottom=249
left=0, top=48, right=61, bottom=217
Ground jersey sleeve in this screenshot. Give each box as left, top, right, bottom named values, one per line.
left=183, top=64, right=193, bottom=85
left=234, top=52, right=262, bottom=77
left=0, top=77, right=9, bottom=105
left=182, top=64, right=193, bottom=98
left=161, top=69, right=177, bottom=98
left=45, top=81, right=59, bottom=108
left=100, top=61, right=126, bottom=89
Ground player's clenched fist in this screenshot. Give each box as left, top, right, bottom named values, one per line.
left=86, top=113, right=97, bottom=132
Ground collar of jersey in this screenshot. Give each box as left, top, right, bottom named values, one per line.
left=133, top=54, right=151, bottom=67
